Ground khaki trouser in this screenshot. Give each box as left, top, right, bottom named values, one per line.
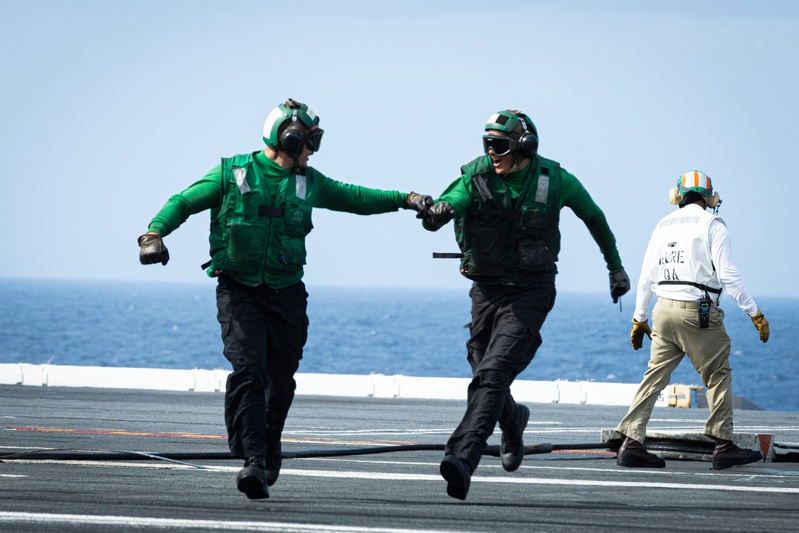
left=616, top=297, right=734, bottom=443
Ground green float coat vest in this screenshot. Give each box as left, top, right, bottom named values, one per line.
left=455, top=155, right=563, bottom=284
left=208, top=153, right=314, bottom=285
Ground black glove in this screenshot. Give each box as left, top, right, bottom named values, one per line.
left=403, top=191, right=434, bottom=219
left=609, top=269, right=630, bottom=303
left=425, top=201, right=457, bottom=225
left=138, top=233, right=170, bottom=265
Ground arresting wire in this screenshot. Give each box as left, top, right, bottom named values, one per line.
left=0, top=440, right=720, bottom=467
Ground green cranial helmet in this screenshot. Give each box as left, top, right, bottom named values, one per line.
left=262, top=98, right=320, bottom=149
left=485, top=110, right=538, bottom=138
left=483, top=110, right=539, bottom=158
left=485, top=110, right=520, bottom=135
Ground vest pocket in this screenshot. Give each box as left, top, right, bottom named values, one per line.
left=518, top=239, right=550, bottom=272
left=277, top=235, right=307, bottom=272
left=282, top=203, right=313, bottom=237
left=226, top=222, right=266, bottom=273
left=464, top=228, right=506, bottom=277
left=521, top=205, right=549, bottom=237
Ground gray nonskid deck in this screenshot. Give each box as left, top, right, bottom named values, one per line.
left=2, top=385, right=799, bottom=532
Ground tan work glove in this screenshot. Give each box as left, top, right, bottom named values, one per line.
left=749, top=309, right=770, bottom=343
left=630, top=319, right=652, bottom=350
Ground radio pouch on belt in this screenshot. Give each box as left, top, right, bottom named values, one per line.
left=698, top=295, right=711, bottom=329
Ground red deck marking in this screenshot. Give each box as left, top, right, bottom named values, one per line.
left=3, top=426, right=414, bottom=446
left=4, top=426, right=226, bottom=440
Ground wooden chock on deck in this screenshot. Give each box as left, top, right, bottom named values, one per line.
left=666, top=384, right=705, bottom=408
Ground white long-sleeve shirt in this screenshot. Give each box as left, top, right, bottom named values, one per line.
left=633, top=203, right=758, bottom=321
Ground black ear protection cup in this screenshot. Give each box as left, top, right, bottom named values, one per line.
left=517, top=114, right=538, bottom=158
left=280, top=129, right=304, bottom=157
left=279, top=108, right=306, bottom=157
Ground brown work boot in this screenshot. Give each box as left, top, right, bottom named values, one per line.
left=616, top=436, right=666, bottom=468
left=711, top=439, right=763, bottom=470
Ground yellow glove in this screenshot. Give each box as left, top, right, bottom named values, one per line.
left=750, top=309, right=770, bottom=343
left=630, top=319, right=652, bottom=350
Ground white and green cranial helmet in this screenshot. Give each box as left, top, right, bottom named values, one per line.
left=263, top=99, right=323, bottom=157
left=485, top=110, right=525, bottom=134
left=482, top=110, right=539, bottom=158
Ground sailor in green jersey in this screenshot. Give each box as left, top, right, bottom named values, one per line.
left=138, top=99, right=432, bottom=500
left=424, top=109, right=630, bottom=500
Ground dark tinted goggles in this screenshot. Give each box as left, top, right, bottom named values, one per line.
left=306, top=128, right=324, bottom=152
left=482, top=135, right=517, bottom=156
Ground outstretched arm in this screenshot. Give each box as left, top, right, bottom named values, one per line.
left=422, top=175, right=472, bottom=232
left=146, top=165, right=223, bottom=237
left=561, top=171, right=628, bottom=301
left=139, top=165, right=222, bottom=266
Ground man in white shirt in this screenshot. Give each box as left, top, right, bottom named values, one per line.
left=615, top=171, right=770, bottom=470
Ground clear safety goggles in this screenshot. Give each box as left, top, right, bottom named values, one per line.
left=482, top=134, right=517, bottom=156
left=305, top=128, right=324, bottom=152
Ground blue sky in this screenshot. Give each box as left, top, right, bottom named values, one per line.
left=2, top=0, right=797, bottom=298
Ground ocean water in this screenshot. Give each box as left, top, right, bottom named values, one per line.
left=0, top=278, right=795, bottom=412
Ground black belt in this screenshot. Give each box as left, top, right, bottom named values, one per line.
left=657, top=281, right=721, bottom=295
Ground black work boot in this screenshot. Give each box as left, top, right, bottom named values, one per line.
left=236, top=456, right=269, bottom=499
left=500, top=404, right=530, bottom=472
left=265, top=434, right=282, bottom=486
left=711, top=439, right=763, bottom=470
left=440, top=455, right=472, bottom=501
left=616, top=437, right=666, bottom=468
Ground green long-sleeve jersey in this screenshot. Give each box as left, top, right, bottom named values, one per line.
left=147, top=150, right=406, bottom=287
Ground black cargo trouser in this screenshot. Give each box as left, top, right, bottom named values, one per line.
left=216, top=275, right=309, bottom=459
left=445, top=280, right=556, bottom=472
